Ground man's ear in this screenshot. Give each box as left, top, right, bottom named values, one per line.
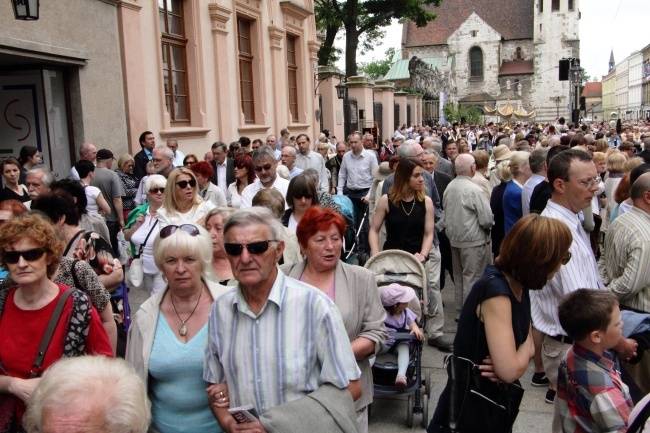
left=552, top=178, right=566, bottom=194
left=589, top=329, right=602, bottom=345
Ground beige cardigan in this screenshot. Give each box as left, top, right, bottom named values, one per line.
left=281, top=260, right=387, bottom=412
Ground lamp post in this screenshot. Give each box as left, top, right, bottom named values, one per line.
left=12, top=0, right=39, bottom=20
left=555, top=96, right=561, bottom=119
left=335, top=79, right=349, bottom=139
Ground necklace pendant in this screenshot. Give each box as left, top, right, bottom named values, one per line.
left=179, top=323, right=188, bottom=336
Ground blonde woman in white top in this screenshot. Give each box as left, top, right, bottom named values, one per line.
left=157, top=167, right=215, bottom=228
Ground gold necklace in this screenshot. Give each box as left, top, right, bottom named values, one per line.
left=170, top=287, right=202, bottom=336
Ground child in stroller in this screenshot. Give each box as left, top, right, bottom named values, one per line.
left=380, top=283, right=424, bottom=388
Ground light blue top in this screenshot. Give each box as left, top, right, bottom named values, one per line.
left=149, top=312, right=222, bottom=433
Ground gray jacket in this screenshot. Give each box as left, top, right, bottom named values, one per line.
left=442, top=175, right=494, bottom=248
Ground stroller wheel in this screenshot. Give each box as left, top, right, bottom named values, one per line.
left=406, top=394, right=414, bottom=427
left=421, top=394, right=429, bottom=428
left=425, top=368, right=432, bottom=398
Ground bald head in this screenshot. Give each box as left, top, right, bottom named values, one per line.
left=631, top=172, right=650, bottom=202
left=455, top=154, right=475, bottom=176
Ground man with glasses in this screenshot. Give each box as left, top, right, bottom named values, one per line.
left=530, top=149, right=611, bottom=406
left=166, top=137, right=185, bottom=167
left=239, top=146, right=290, bottom=209
left=295, top=134, right=329, bottom=191
left=281, top=145, right=303, bottom=179
left=151, top=145, right=174, bottom=178
left=210, top=141, right=235, bottom=196
left=204, top=208, right=361, bottom=430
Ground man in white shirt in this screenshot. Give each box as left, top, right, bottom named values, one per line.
left=240, top=146, right=290, bottom=209
left=166, top=138, right=185, bottom=167
left=69, top=143, right=96, bottom=180
left=295, top=134, right=328, bottom=191
left=281, top=146, right=303, bottom=179
left=522, top=147, right=548, bottom=215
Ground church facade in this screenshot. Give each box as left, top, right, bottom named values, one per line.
left=398, top=0, right=580, bottom=122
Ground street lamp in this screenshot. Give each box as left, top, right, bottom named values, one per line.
left=12, top=0, right=39, bottom=20
left=555, top=97, right=561, bottom=119
left=335, top=79, right=350, bottom=138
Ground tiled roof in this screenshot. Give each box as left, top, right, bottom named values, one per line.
left=403, top=0, right=534, bottom=47
left=382, top=57, right=453, bottom=81
left=500, top=60, right=534, bottom=75
left=459, top=92, right=496, bottom=103
left=581, top=82, right=602, bottom=98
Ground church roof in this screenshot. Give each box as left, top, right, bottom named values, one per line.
left=403, top=0, right=534, bottom=47
left=581, top=82, right=602, bottom=98
left=382, top=57, right=452, bottom=81
left=458, top=92, right=496, bottom=103
left=500, top=60, right=534, bottom=75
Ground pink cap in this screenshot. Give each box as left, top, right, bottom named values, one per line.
left=380, top=283, right=416, bottom=307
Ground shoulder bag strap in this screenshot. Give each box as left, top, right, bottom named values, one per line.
left=30, top=289, right=73, bottom=378
left=472, top=274, right=496, bottom=362
left=628, top=399, right=650, bottom=433
left=63, top=230, right=86, bottom=257
left=137, top=219, right=158, bottom=257
left=70, top=259, right=82, bottom=289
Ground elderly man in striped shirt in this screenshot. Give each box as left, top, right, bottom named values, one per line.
left=204, top=207, right=361, bottom=432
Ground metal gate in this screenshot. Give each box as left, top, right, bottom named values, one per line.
left=394, top=102, right=400, bottom=131
left=407, top=104, right=411, bottom=127
left=373, top=102, right=383, bottom=142
left=318, top=94, right=324, bottom=133
left=344, top=97, right=358, bottom=139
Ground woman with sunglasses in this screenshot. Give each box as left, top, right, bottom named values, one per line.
left=0, top=157, right=29, bottom=204
left=0, top=213, right=113, bottom=429
left=203, top=207, right=236, bottom=285
left=126, top=223, right=229, bottom=433
left=281, top=174, right=319, bottom=231
left=428, top=214, right=572, bottom=433
left=183, top=154, right=199, bottom=167
left=158, top=167, right=216, bottom=228
left=124, top=174, right=167, bottom=295
left=227, top=154, right=256, bottom=209
left=281, top=206, right=386, bottom=433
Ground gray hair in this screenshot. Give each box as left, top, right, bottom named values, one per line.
left=424, top=148, right=439, bottom=160
left=144, top=174, right=167, bottom=193
left=78, top=142, right=95, bottom=158
left=252, top=146, right=276, bottom=164
left=301, top=168, right=319, bottom=186
left=153, top=144, right=174, bottom=159
left=631, top=172, right=650, bottom=200
left=455, top=154, right=475, bottom=176
left=529, top=148, right=549, bottom=174
left=282, top=145, right=297, bottom=157
left=23, top=356, right=150, bottom=433
left=204, top=207, right=236, bottom=227
left=224, top=207, right=283, bottom=242
left=153, top=224, right=213, bottom=281
left=396, top=139, right=419, bottom=158
left=26, top=167, right=54, bottom=186
left=166, top=137, right=178, bottom=146
left=548, top=136, right=561, bottom=147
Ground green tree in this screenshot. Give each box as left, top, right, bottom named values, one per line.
left=443, top=103, right=482, bottom=125
left=315, top=0, right=441, bottom=77
left=358, top=47, right=396, bottom=80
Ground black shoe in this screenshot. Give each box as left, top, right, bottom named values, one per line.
left=545, top=389, right=556, bottom=404
left=428, top=336, right=454, bottom=352
left=531, top=372, right=550, bottom=387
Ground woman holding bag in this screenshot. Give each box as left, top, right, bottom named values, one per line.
left=124, top=174, right=166, bottom=296
left=427, top=214, right=572, bottom=433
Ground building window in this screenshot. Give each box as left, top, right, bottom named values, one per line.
left=470, top=30, right=477, bottom=37
left=469, top=47, right=483, bottom=79
left=568, top=0, right=574, bottom=10
left=552, top=0, right=559, bottom=11
left=238, top=18, right=255, bottom=124
left=539, top=0, right=543, bottom=12
left=160, top=0, right=190, bottom=122
left=286, top=35, right=298, bottom=123
left=516, top=47, right=523, bottom=60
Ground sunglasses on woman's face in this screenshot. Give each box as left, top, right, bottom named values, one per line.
left=3, top=248, right=45, bottom=264
left=295, top=194, right=313, bottom=200
left=160, top=224, right=200, bottom=239
left=175, top=179, right=197, bottom=189
left=235, top=164, right=247, bottom=169
left=149, top=187, right=165, bottom=194
left=223, top=240, right=278, bottom=256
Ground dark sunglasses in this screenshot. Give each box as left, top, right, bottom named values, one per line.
left=223, top=240, right=278, bottom=256
left=254, top=164, right=273, bottom=172
left=235, top=164, right=247, bottom=169
left=3, top=248, right=45, bottom=264
left=561, top=251, right=572, bottom=266
left=176, top=179, right=197, bottom=189
left=160, top=224, right=200, bottom=239
left=149, top=187, right=165, bottom=194
left=295, top=194, right=313, bottom=200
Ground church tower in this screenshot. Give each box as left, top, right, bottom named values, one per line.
left=609, top=49, right=615, bottom=72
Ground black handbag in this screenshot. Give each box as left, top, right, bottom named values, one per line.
left=430, top=275, right=524, bottom=433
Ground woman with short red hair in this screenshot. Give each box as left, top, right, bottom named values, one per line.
left=189, top=161, right=227, bottom=208
left=281, top=206, right=387, bottom=433
left=227, top=155, right=256, bottom=209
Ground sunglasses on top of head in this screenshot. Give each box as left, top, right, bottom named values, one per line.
left=223, top=240, right=278, bottom=256
left=3, top=248, right=46, bottom=264
left=175, top=179, right=197, bottom=189
left=160, top=224, right=200, bottom=239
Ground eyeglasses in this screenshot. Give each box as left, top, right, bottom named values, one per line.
left=149, top=187, right=165, bottom=194
left=3, top=248, right=45, bottom=264
left=223, top=240, right=278, bottom=256
left=175, top=179, right=197, bottom=189
left=184, top=161, right=197, bottom=166
left=254, top=163, right=273, bottom=172
left=295, top=194, right=313, bottom=200
left=576, top=177, right=601, bottom=189
left=160, top=224, right=200, bottom=239
left=561, top=251, right=572, bottom=265
left=235, top=164, right=247, bottom=169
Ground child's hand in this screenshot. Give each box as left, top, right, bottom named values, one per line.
left=410, top=327, right=424, bottom=341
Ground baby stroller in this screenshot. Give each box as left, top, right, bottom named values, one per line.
left=331, top=195, right=369, bottom=265
left=365, top=250, right=431, bottom=427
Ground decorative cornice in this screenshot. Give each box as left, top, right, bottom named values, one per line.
left=159, top=127, right=211, bottom=139
left=209, top=3, right=232, bottom=34
left=279, top=0, right=312, bottom=20
left=116, top=0, right=141, bottom=11
left=307, top=40, right=320, bottom=56
left=235, top=0, right=262, bottom=20
left=268, top=25, right=285, bottom=51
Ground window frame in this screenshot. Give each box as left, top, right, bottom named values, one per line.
left=160, top=0, right=191, bottom=124
left=286, top=34, right=299, bottom=123
left=237, top=17, right=255, bottom=124
left=551, top=0, right=560, bottom=11
left=469, top=46, right=483, bottom=80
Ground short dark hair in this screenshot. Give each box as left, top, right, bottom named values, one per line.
left=18, top=145, right=38, bottom=165
left=558, top=289, right=618, bottom=342
left=32, top=191, right=80, bottom=226
left=569, top=134, right=588, bottom=148
left=139, top=131, right=153, bottom=145
left=75, top=160, right=95, bottom=178
left=548, top=148, right=592, bottom=189
left=239, top=136, right=251, bottom=147
left=49, top=179, right=88, bottom=217
left=211, top=141, right=227, bottom=152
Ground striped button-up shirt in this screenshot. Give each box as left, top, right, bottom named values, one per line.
left=605, top=206, right=650, bottom=312
left=337, top=149, right=377, bottom=193
left=203, top=270, right=361, bottom=415
left=531, top=200, right=605, bottom=337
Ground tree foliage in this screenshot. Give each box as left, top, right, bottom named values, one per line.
left=358, top=47, right=396, bottom=80
left=443, top=103, right=483, bottom=125
left=315, top=0, right=441, bottom=77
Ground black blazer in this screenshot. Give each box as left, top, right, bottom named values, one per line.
left=133, top=149, right=150, bottom=181
left=211, top=158, right=236, bottom=188
left=433, top=170, right=452, bottom=210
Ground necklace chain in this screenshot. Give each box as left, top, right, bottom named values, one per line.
left=400, top=199, right=416, bottom=216
left=170, top=286, right=203, bottom=336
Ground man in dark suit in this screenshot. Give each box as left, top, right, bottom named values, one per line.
left=134, top=131, right=155, bottom=181
left=211, top=141, right=235, bottom=195
left=637, top=137, right=650, bottom=165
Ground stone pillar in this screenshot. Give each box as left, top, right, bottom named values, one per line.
left=346, top=76, right=375, bottom=133
left=209, top=3, right=232, bottom=140
left=116, top=0, right=147, bottom=153
left=407, top=94, right=417, bottom=127
left=317, top=66, right=344, bottom=140
left=268, top=25, right=285, bottom=133
left=373, top=81, right=395, bottom=142
left=394, top=91, right=408, bottom=130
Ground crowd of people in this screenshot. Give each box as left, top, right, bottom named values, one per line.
left=1, top=117, right=650, bottom=432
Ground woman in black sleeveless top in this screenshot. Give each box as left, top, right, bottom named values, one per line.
left=369, top=157, right=434, bottom=265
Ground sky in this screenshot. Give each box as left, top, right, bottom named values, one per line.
left=334, top=0, right=648, bottom=80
